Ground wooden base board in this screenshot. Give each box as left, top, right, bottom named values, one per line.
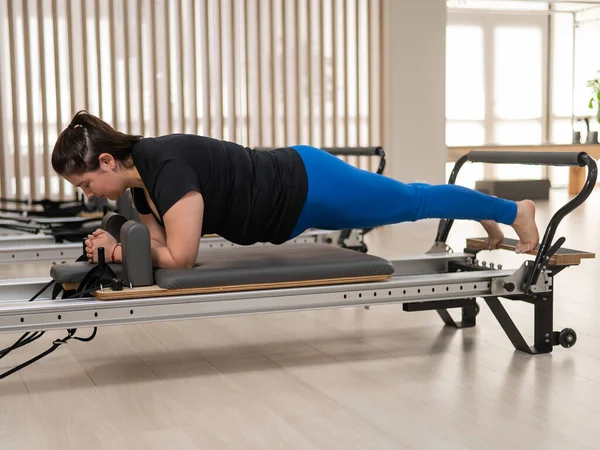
left=466, top=237, right=596, bottom=266
left=77, top=211, right=104, bottom=218
left=62, top=282, right=80, bottom=291
left=92, top=274, right=392, bottom=301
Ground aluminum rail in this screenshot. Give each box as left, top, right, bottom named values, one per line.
left=0, top=277, right=55, bottom=302
left=0, top=235, right=57, bottom=246
left=0, top=268, right=522, bottom=334
left=0, top=242, right=82, bottom=264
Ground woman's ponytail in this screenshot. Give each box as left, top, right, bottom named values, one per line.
left=52, top=111, right=143, bottom=176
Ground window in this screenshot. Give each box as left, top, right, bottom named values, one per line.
left=446, top=8, right=548, bottom=183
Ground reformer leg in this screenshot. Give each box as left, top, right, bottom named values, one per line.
left=437, top=303, right=479, bottom=329
left=484, top=293, right=576, bottom=354
left=403, top=298, right=479, bottom=329
left=484, top=295, right=551, bottom=354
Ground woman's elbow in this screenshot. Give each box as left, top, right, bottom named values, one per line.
left=171, top=252, right=197, bottom=269
left=181, top=259, right=196, bottom=269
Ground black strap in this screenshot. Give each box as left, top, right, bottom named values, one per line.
left=0, top=280, right=56, bottom=365
left=0, top=222, right=42, bottom=235
left=0, top=254, right=117, bottom=379
left=0, top=328, right=97, bottom=380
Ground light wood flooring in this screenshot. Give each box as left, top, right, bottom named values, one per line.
left=1, top=188, right=600, bottom=449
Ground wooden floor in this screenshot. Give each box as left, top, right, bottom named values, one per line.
left=2, top=188, right=600, bottom=449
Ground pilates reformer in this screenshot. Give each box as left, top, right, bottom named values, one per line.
left=0, top=194, right=109, bottom=218
left=0, top=150, right=596, bottom=379
left=0, top=194, right=115, bottom=249
left=0, top=217, right=104, bottom=244
left=0, top=203, right=107, bottom=246
left=0, top=196, right=85, bottom=218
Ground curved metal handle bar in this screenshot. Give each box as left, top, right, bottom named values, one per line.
left=522, top=153, right=597, bottom=292
left=435, top=152, right=598, bottom=275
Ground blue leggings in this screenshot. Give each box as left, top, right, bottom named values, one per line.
left=288, top=145, right=517, bottom=239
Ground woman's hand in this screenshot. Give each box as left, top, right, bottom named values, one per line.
left=85, top=229, right=118, bottom=263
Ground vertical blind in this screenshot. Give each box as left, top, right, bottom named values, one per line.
left=0, top=0, right=383, bottom=201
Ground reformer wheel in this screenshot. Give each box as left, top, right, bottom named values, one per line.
left=558, top=328, right=577, bottom=348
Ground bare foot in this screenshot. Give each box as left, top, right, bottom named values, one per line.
left=480, top=220, right=504, bottom=250
left=511, top=199, right=539, bottom=254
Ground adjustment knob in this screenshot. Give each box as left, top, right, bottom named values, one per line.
left=112, top=278, right=124, bottom=291
left=503, top=282, right=515, bottom=292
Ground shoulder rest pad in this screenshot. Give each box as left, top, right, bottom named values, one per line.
left=50, top=261, right=125, bottom=284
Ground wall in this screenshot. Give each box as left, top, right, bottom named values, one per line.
left=382, top=0, right=447, bottom=184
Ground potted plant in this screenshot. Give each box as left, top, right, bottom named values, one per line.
left=585, top=72, right=599, bottom=143
left=587, top=72, right=600, bottom=123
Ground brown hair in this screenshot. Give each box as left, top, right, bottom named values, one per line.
left=51, top=111, right=143, bottom=176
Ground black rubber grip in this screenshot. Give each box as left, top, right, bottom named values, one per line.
left=467, top=151, right=586, bottom=167
left=324, top=147, right=384, bottom=157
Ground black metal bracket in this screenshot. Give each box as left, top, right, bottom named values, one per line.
left=404, top=298, right=479, bottom=329
left=336, top=229, right=368, bottom=253
left=484, top=295, right=555, bottom=354
left=437, top=251, right=579, bottom=354
left=407, top=289, right=576, bottom=354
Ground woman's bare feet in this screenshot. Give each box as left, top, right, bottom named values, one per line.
left=511, top=199, right=539, bottom=253
left=480, top=220, right=505, bottom=250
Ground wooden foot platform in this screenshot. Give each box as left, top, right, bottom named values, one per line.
left=466, top=237, right=595, bottom=266
left=93, top=274, right=391, bottom=301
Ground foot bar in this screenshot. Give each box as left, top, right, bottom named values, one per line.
left=467, top=150, right=588, bottom=167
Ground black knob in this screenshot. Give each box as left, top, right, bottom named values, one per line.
left=97, top=247, right=106, bottom=269
left=112, top=278, right=124, bottom=291
left=503, top=282, right=515, bottom=292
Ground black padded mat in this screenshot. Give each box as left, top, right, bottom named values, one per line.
left=50, top=261, right=125, bottom=283
left=155, top=244, right=394, bottom=290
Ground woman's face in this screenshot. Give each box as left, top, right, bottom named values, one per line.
left=64, top=154, right=127, bottom=201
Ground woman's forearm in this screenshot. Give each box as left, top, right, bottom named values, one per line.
left=150, top=246, right=197, bottom=269
left=109, top=238, right=164, bottom=264
left=148, top=239, right=183, bottom=268
left=110, top=237, right=195, bottom=269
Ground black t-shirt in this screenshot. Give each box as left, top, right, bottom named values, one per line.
left=129, top=134, right=308, bottom=245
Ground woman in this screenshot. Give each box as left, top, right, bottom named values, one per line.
left=51, top=111, right=539, bottom=269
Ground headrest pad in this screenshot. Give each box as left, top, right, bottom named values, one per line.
left=50, top=262, right=124, bottom=284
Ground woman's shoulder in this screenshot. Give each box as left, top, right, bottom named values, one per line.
left=133, top=133, right=231, bottom=153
